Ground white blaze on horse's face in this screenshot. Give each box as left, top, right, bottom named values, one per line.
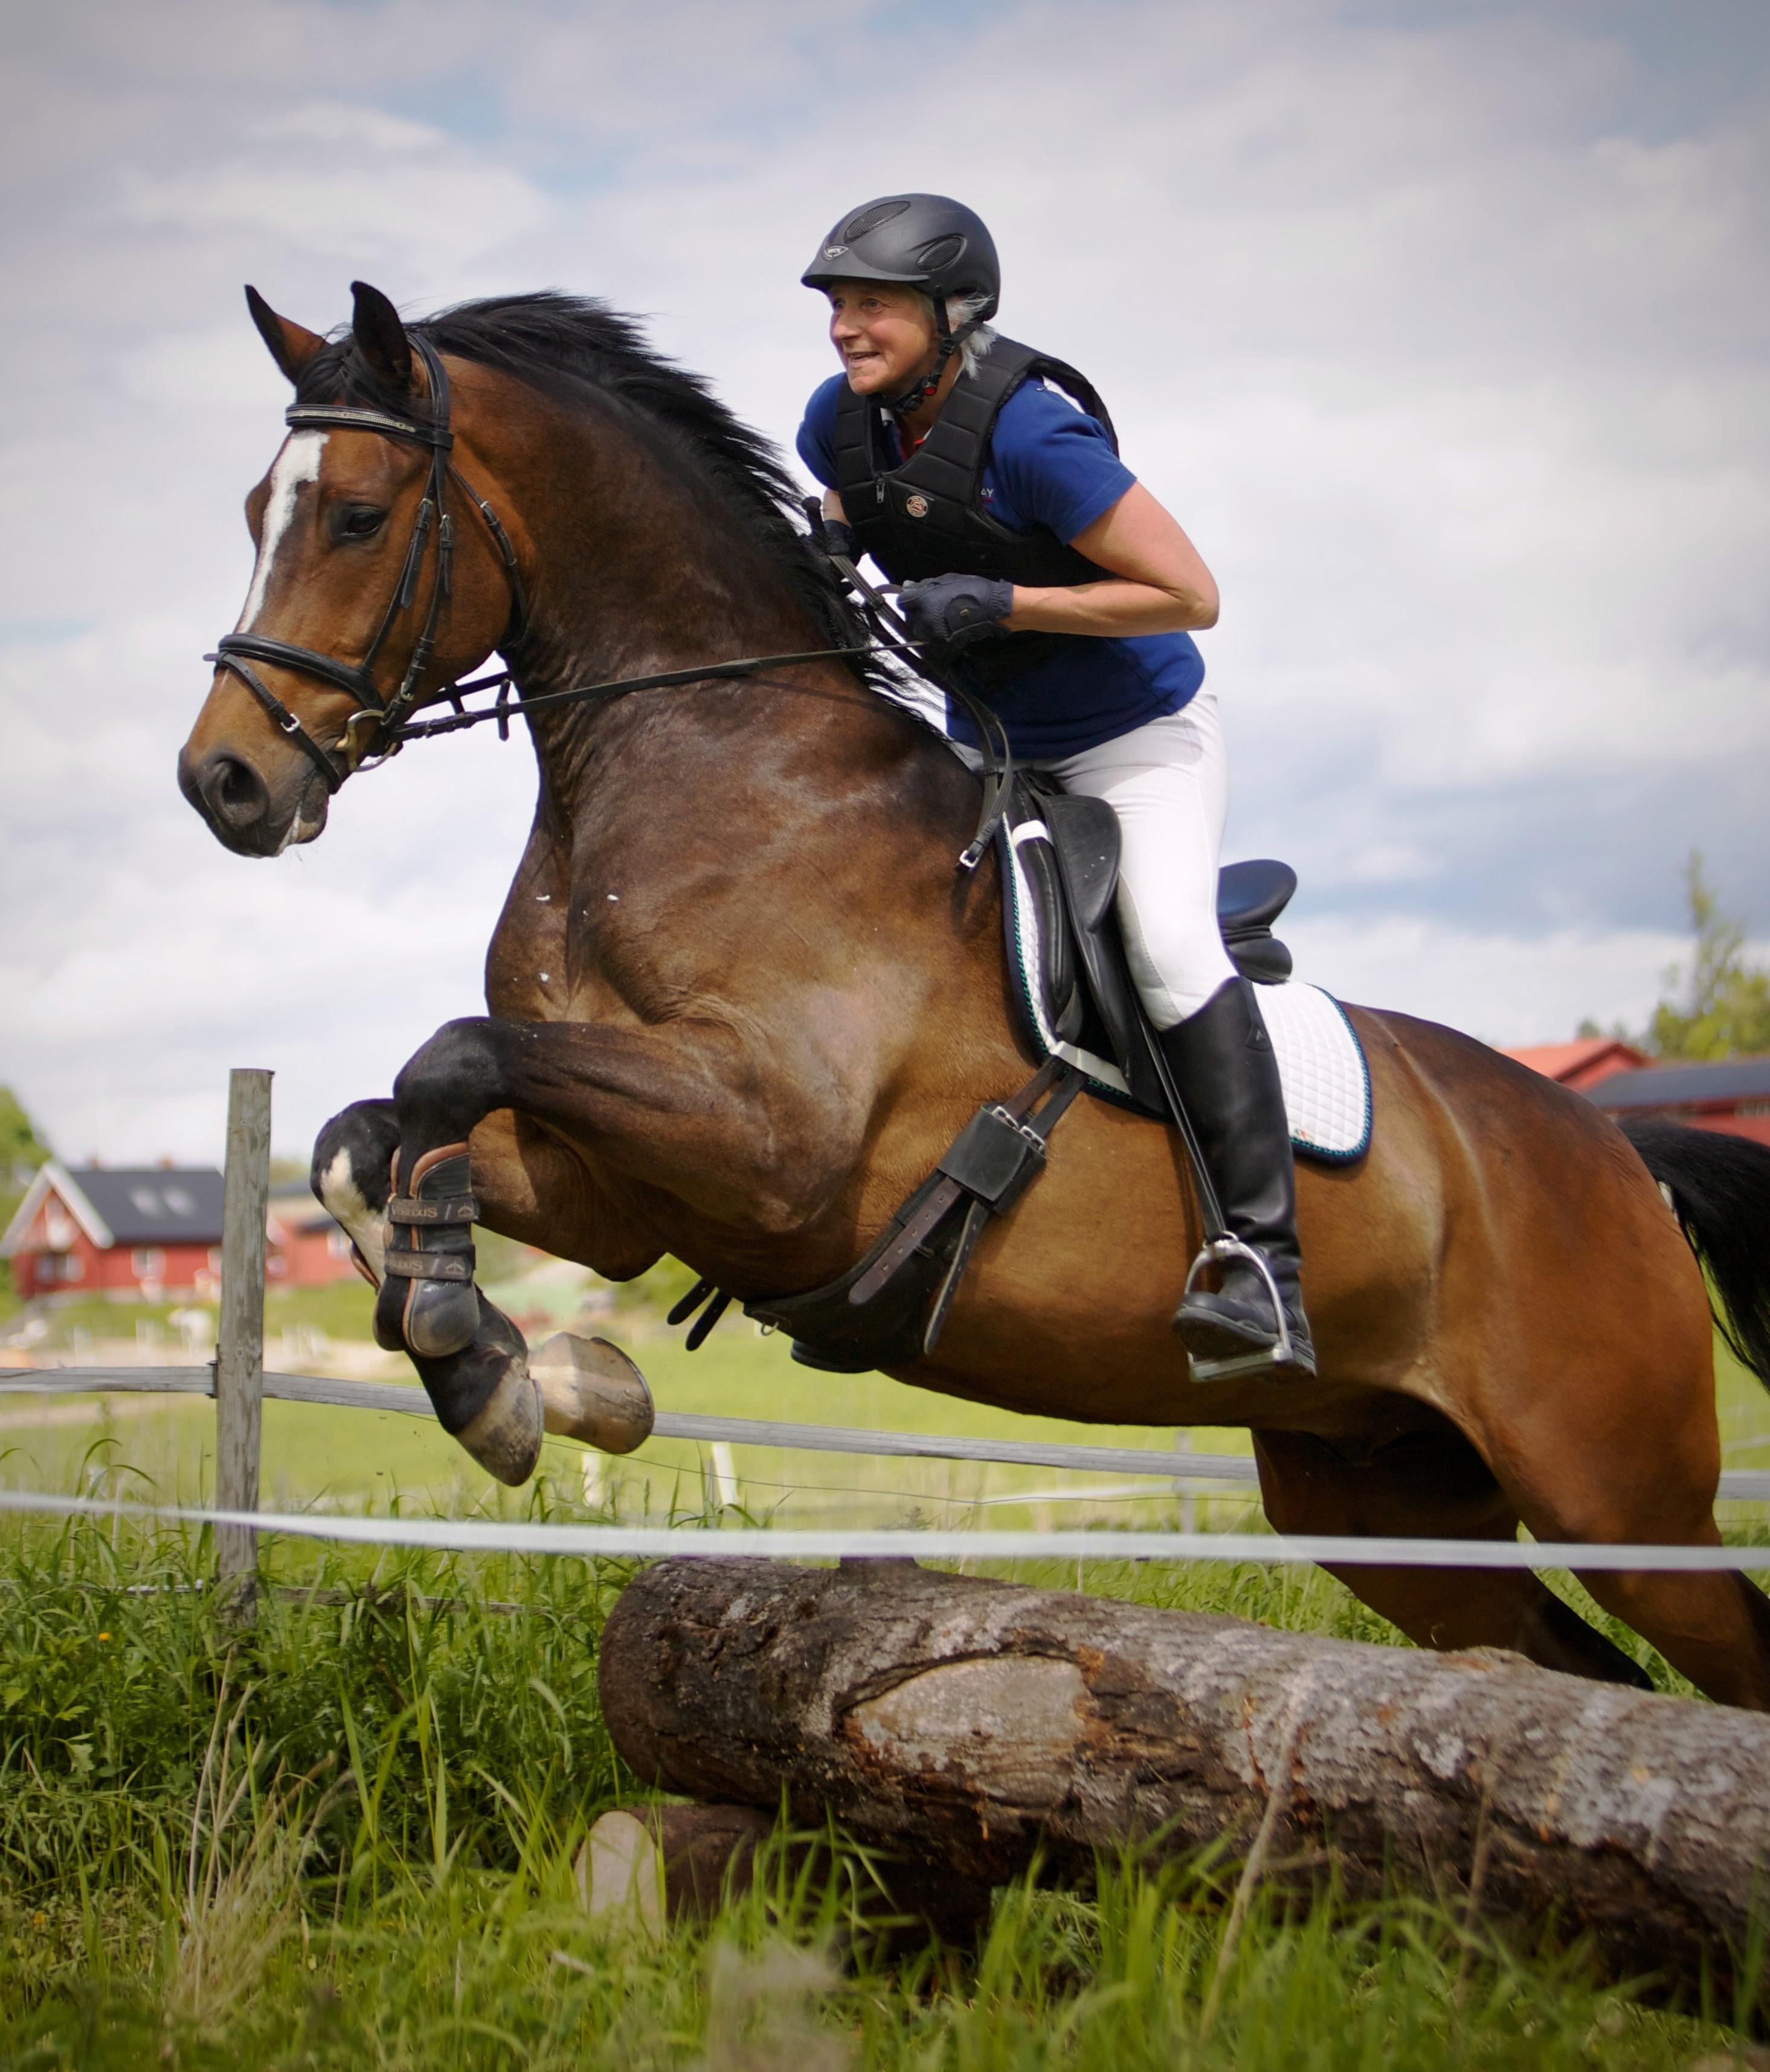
left=236, top=430, right=327, bottom=633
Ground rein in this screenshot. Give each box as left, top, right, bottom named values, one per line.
left=206, top=335, right=1011, bottom=866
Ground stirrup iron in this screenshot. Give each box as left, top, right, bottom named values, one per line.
left=1180, top=1235, right=1299, bottom=1383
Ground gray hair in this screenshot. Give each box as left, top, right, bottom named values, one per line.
left=924, top=290, right=997, bottom=378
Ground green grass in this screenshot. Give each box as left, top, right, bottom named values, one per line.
left=0, top=1506, right=1756, bottom=2070
left=1, top=1278, right=1768, bottom=2061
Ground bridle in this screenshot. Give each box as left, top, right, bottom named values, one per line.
left=205, top=332, right=1012, bottom=866
left=207, top=335, right=527, bottom=795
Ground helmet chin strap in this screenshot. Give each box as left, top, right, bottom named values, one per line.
left=882, top=307, right=983, bottom=418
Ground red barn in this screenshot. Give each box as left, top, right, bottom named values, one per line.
left=1584, top=1057, right=1770, bottom=1149
left=1506, top=1043, right=1770, bottom=1148
left=1, top=1163, right=358, bottom=1302
left=1504, top=1038, right=1649, bottom=1093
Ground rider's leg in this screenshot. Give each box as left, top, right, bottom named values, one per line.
left=1048, top=691, right=1313, bottom=1375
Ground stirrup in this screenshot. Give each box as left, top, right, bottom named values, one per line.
left=1179, top=1236, right=1304, bottom=1382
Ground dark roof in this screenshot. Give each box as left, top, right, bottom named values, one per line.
left=1587, top=1058, right=1770, bottom=1111
left=72, top=1167, right=225, bottom=1245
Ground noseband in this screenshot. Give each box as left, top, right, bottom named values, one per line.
left=208, top=335, right=527, bottom=794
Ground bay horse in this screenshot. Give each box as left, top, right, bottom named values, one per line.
left=178, top=282, right=1770, bottom=1709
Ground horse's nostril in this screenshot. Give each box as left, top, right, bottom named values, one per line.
left=201, top=752, right=269, bottom=831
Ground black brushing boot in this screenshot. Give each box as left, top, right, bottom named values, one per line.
left=1159, top=977, right=1315, bottom=1379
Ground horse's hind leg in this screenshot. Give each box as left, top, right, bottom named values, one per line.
left=1254, top=1427, right=1652, bottom=1687
left=1491, top=1395, right=1770, bottom=1711
left=311, top=1098, right=544, bottom=1485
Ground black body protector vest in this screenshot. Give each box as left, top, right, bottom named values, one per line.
left=833, top=337, right=1119, bottom=688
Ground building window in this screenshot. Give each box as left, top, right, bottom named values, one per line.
left=58, top=1253, right=83, bottom=1283
left=132, top=1249, right=165, bottom=1279
left=327, top=1228, right=352, bottom=1258
left=207, top=1248, right=223, bottom=1274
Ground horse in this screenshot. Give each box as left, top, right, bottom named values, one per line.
left=178, top=281, right=1770, bottom=1709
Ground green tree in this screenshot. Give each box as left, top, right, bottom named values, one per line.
left=1640, top=852, right=1770, bottom=1062
left=0, top=1087, right=52, bottom=1230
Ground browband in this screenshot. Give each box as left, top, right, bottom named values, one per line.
left=285, top=403, right=453, bottom=450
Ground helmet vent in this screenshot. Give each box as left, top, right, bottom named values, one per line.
left=916, top=234, right=964, bottom=273
left=843, top=199, right=912, bottom=240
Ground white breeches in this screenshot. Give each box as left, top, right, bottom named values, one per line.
left=965, top=690, right=1237, bottom=1030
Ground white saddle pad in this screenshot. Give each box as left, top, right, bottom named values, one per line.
left=1254, top=980, right=1372, bottom=1163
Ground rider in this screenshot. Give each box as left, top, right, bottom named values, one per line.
left=798, top=193, right=1314, bottom=1378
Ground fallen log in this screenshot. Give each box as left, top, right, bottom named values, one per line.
left=577, top=1801, right=993, bottom=1942
left=600, top=1556, right=1770, bottom=1996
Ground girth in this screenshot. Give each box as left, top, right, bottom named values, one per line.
left=668, top=1053, right=1084, bottom=1373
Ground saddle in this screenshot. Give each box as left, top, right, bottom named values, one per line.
left=1002, top=772, right=1296, bottom=1118
left=669, top=773, right=1325, bottom=1376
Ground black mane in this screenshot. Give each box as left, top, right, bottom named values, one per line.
left=294, top=290, right=871, bottom=668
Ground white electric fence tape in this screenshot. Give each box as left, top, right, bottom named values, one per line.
left=2, top=1485, right=1769, bottom=1572
left=6, top=1369, right=1770, bottom=1503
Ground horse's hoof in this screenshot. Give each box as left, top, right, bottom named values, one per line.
left=454, top=1353, right=545, bottom=1486
left=530, top=1332, right=654, bottom=1454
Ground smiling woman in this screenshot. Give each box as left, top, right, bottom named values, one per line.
left=797, top=193, right=1301, bottom=1370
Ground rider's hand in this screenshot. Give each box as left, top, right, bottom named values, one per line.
left=899, top=573, right=1015, bottom=651
left=822, top=517, right=857, bottom=563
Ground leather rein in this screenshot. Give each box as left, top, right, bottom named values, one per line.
left=207, top=334, right=1011, bottom=864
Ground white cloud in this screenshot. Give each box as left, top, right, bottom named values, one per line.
left=119, top=100, right=549, bottom=269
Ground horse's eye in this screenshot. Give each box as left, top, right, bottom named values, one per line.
left=335, top=505, right=387, bottom=541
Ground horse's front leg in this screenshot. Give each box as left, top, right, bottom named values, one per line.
left=311, top=1096, right=555, bottom=1483
left=320, top=1013, right=848, bottom=1483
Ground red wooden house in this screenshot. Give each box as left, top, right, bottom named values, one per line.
left=2, top=1163, right=358, bottom=1302
left=1506, top=1041, right=1770, bottom=1148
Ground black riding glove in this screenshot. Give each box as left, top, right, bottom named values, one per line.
left=822, top=517, right=857, bottom=563
left=899, top=573, right=1015, bottom=652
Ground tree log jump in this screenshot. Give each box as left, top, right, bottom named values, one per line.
left=600, top=1557, right=1770, bottom=1995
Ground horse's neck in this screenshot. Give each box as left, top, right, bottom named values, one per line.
left=478, top=388, right=935, bottom=942
left=503, top=403, right=823, bottom=784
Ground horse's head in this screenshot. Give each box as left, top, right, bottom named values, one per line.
left=179, top=282, right=520, bottom=855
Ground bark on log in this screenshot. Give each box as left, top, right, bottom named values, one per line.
left=600, top=1557, right=1770, bottom=1996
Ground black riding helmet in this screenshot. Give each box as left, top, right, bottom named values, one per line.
left=802, top=195, right=1000, bottom=411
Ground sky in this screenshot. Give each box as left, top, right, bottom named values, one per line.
left=1, top=0, right=1766, bottom=1164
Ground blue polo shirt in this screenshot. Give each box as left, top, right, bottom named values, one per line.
left=797, top=371, right=1205, bottom=758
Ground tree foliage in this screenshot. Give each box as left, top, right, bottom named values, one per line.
left=0, top=1086, right=51, bottom=1228
left=1639, top=853, right=1770, bottom=1062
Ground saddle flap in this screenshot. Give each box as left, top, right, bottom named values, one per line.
left=1044, top=792, right=1121, bottom=935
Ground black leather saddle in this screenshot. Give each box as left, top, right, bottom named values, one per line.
left=1002, top=773, right=1296, bottom=1120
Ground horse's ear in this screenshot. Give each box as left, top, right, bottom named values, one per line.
left=245, top=285, right=327, bottom=386
left=350, top=280, right=414, bottom=392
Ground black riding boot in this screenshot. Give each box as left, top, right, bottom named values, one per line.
left=1159, top=976, right=1315, bottom=1378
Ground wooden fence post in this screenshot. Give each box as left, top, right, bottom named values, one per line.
left=215, top=1067, right=272, bottom=1607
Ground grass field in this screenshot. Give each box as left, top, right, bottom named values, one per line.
left=2, top=1277, right=1769, bottom=2065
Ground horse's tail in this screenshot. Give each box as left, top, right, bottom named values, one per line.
left=1620, top=1117, right=1770, bottom=1387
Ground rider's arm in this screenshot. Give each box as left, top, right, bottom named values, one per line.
left=1005, top=482, right=1218, bottom=635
